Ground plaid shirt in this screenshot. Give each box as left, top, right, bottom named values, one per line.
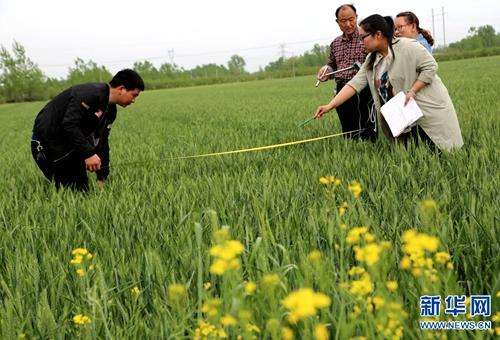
left=326, top=29, right=367, bottom=83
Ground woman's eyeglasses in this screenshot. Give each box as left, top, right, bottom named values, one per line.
left=358, top=33, right=371, bottom=41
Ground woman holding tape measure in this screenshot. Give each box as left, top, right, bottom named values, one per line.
left=314, top=14, right=463, bottom=151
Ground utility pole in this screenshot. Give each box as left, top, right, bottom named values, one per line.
left=431, top=9, right=435, bottom=40
left=279, top=44, right=287, bottom=60
left=168, top=49, right=174, bottom=64
left=441, top=7, right=446, bottom=47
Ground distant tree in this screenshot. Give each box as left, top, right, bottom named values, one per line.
left=445, top=25, right=500, bottom=51
left=67, top=58, right=112, bottom=85
left=0, top=41, right=45, bottom=102
left=227, top=55, right=246, bottom=75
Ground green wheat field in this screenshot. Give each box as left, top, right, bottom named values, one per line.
left=0, top=56, right=499, bottom=339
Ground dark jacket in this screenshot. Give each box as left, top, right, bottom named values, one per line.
left=32, top=83, right=117, bottom=180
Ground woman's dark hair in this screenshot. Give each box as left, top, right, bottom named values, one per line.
left=109, top=69, right=145, bottom=91
left=335, top=4, right=357, bottom=18
left=396, top=11, right=434, bottom=46
left=359, top=15, right=396, bottom=67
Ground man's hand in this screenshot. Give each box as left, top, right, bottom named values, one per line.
left=316, top=65, right=333, bottom=82
left=85, top=154, right=101, bottom=172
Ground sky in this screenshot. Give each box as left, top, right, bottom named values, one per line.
left=1, top=0, right=499, bottom=78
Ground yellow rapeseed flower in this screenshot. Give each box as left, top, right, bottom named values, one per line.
left=349, top=273, right=373, bottom=297
left=282, top=288, right=331, bottom=323
left=220, top=314, right=237, bottom=327
left=308, top=250, right=322, bottom=263
left=400, top=256, right=411, bottom=269
left=244, top=281, right=257, bottom=295
left=72, top=248, right=88, bottom=256
left=246, top=323, right=260, bottom=333
left=262, top=273, right=281, bottom=286
left=386, top=281, right=398, bottom=292
left=372, top=296, right=385, bottom=309
left=201, top=299, right=221, bottom=317
left=73, top=314, right=91, bottom=325
left=314, top=324, right=329, bottom=340
left=168, top=283, right=187, bottom=299
left=435, top=252, right=451, bottom=264
left=319, top=176, right=341, bottom=185
left=347, top=181, right=362, bottom=198
left=282, top=327, right=294, bottom=340
left=346, top=226, right=368, bottom=245
left=76, top=269, right=85, bottom=277
left=210, top=258, right=229, bottom=275
left=354, top=243, right=383, bottom=266
left=131, top=286, right=140, bottom=297
left=70, top=255, right=83, bottom=265
left=348, top=266, right=366, bottom=276
left=203, top=282, right=212, bottom=290
left=338, top=202, right=348, bottom=216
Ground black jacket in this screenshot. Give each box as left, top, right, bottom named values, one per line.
left=33, top=83, right=117, bottom=180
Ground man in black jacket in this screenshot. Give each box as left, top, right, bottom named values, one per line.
left=31, top=69, right=144, bottom=191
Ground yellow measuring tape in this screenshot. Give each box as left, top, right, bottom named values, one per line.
left=169, top=129, right=364, bottom=160
left=111, top=128, right=364, bottom=168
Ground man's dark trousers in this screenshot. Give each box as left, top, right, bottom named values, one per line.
left=31, top=140, right=89, bottom=192
left=336, top=81, right=376, bottom=141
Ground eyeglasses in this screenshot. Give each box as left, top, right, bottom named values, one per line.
left=395, top=24, right=409, bottom=32
left=358, top=32, right=371, bottom=41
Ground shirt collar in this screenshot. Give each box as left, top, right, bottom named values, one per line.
left=341, top=28, right=360, bottom=41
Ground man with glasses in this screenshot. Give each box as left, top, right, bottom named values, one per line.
left=316, top=4, right=376, bottom=140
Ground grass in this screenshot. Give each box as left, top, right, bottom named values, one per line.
left=0, top=56, right=498, bottom=339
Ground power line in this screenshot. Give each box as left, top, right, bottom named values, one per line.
left=37, top=37, right=332, bottom=68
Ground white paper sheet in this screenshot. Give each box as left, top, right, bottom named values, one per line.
left=380, top=91, right=424, bottom=137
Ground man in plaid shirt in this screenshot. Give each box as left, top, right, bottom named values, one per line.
left=317, top=4, right=376, bottom=140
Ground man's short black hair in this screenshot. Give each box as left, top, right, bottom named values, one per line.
left=335, top=4, right=357, bottom=18
left=109, top=69, right=145, bottom=91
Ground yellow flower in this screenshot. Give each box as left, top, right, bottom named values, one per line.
left=363, top=233, right=376, bottom=243
left=214, top=228, right=230, bottom=243
left=346, top=226, right=368, bottom=245
left=496, top=291, right=500, bottom=298
left=349, top=273, right=373, bottom=297
left=282, top=288, right=331, bottom=323
left=386, top=281, right=398, bottom=292
left=491, top=312, right=500, bottom=322
left=372, top=296, right=385, bottom=309
left=340, top=223, right=347, bottom=230
left=319, top=176, right=340, bottom=185
left=220, top=314, right=237, bottom=327
left=400, top=256, right=411, bottom=269
left=244, top=281, right=257, bottom=295
left=348, top=266, right=366, bottom=276
left=201, top=299, right=221, bottom=317
left=210, top=258, right=229, bottom=275
left=347, top=181, right=362, bottom=198
left=72, top=248, right=89, bottom=256
left=168, top=283, right=186, bottom=299
left=76, top=269, right=85, bottom=277
left=246, top=323, right=260, bottom=333
left=338, top=202, right=348, bottom=216
left=282, top=327, right=294, bottom=340
left=420, top=199, right=437, bottom=213
left=262, top=273, right=281, bottom=286
left=70, top=255, right=83, bottom=265
left=73, top=314, right=91, bottom=325
left=354, top=243, right=383, bottom=266
left=435, top=252, right=451, bottom=264
left=411, top=268, right=422, bottom=277
left=86, top=253, right=93, bottom=260
left=131, top=286, right=140, bottom=297
left=203, top=282, right=212, bottom=290
left=308, top=250, right=322, bottom=263
left=314, top=324, right=329, bottom=340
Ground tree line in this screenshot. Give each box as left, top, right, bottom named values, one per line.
left=1, top=25, right=499, bottom=103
